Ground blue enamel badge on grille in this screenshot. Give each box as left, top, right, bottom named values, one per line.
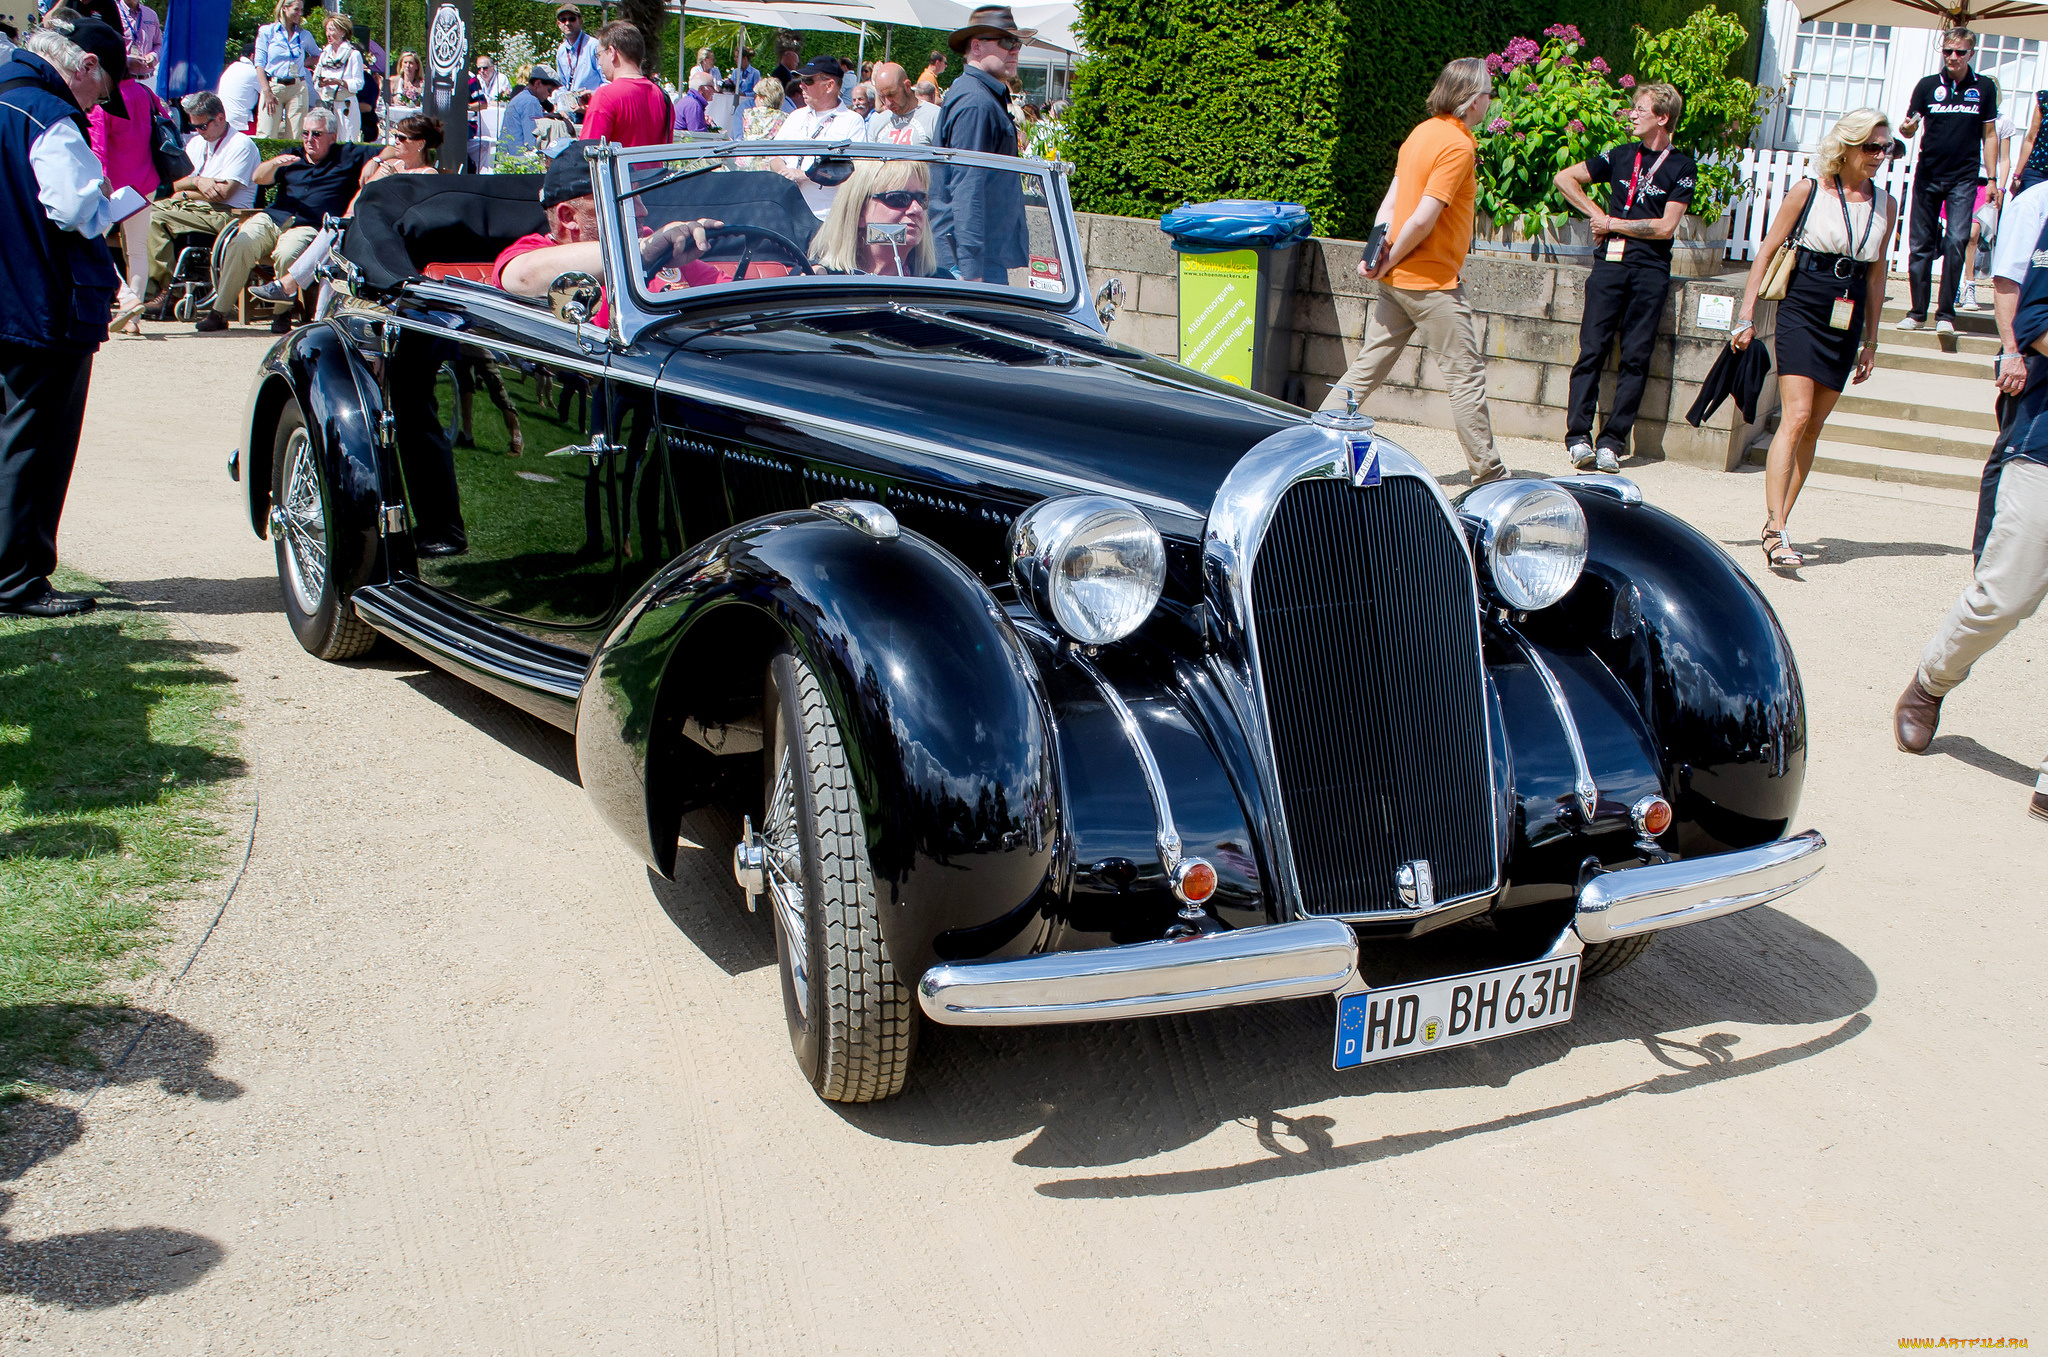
left=1349, top=436, right=1381, bottom=488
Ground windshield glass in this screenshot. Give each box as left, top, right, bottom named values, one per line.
left=606, top=144, right=1075, bottom=308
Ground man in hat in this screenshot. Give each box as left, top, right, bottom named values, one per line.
left=770, top=56, right=864, bottom=219
left=930, top=5, right=1033, bottom=283
left=0, top=11, right=141, bottom=617
left=554, top=3, right=603, bottom=122
left=499, top=63, right=561, bottom=157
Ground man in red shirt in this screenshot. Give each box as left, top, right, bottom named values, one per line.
left=492, top=143, right=721, bottom=317
left=581, top=21, right=669, bottom=147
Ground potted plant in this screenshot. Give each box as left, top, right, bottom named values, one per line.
left=1473, top=24, right=1630, bottom=260
left=1633, top=7, right=1777, bottom=277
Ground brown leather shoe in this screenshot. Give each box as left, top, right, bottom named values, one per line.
left=2031, top=791, right=2048, bottom=822
left=1894, top=678, right=1943, bottom=753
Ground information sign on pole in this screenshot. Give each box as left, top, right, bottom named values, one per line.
left=1177, top=249, right=1257, bottom=388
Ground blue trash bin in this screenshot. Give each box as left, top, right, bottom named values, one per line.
left=1159, top=200, right=1312, bottom=401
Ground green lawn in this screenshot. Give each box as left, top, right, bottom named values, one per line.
left=0, top=572, right=245, bottom=1100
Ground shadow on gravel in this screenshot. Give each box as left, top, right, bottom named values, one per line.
left=392, top=663, right=581, bottom=784
left=648, top=808, right=779, bottom=978
left=0, top=1008, right=237, bottom=1307
left=105, top=576, right=283, bottom=617
left=1927, top=734, right=2040, bottom=787
left=1718, top=536, right=1974, bottom=567
left=837, top=905, right=1876, bottom=1191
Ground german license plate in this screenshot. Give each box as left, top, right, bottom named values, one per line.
left=1333, top=956, right=1579, bottom=1069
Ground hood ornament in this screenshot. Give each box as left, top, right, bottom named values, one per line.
left=1311, top=394, right=1380, bottom=487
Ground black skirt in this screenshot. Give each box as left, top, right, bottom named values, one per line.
left=1774, top=252, right=1868, bottom=392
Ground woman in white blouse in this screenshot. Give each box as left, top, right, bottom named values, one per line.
left=314, top=15, right=365, bottom=141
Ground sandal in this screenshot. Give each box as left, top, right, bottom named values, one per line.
left=1762, top=522, right=1803, bottom=569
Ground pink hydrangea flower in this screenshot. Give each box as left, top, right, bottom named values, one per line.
left=1515, top=131, right=1527, bottom=141
left=1503, top=36, right=1540, bottom=67
left=1620, top=74, right=1636, bottom=88
left=1543, top=23, right=1582, bottom=43
left=1589, top=57, right=1610, bottom=74
left=1485, top=52, right=1504, bottom=73
left=1525, top=82, right=1540, bottom=94
left=1568, top=118, right=1585, bottom=133
left=1487, top=116, right=1509, bottom=134
left=1558, top=55, right=1572, bottom=68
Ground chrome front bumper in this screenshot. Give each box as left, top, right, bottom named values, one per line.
left=915, top=831, right=1829, bottom=1027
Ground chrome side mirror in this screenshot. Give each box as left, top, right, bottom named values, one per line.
left=1094, top=276, right=1124, bottom=327
left=547, top=271, right=602, bottom=326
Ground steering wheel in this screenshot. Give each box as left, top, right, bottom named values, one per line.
left=696, top=223, right=815, bottom=280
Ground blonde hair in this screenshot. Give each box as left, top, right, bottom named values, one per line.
left=325, top=15, right=352, bottom=41
left=1426, top=57, right=1491, bottom=118
left=810, top=160, right=936, bottom=276
left=753, top=75, right=784, bottom=107
left=1637, top=81, right=1683, bottom=132
left=272, top=0, right=303, bottom=25
left=1818, top=108, right=1888, bottom=179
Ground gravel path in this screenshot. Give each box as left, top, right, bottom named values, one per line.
left=2, top=326, right=2041, bottom=1352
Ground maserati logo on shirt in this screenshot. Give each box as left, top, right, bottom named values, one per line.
left=1936, top=84, right=1946, bottom=99
left=1966, top=87, right=1982, bottom=101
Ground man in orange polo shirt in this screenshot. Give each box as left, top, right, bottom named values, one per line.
left=1322, top=57, right=1506, bottom=485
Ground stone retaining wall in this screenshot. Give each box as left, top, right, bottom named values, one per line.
left=1076, top=211, right=1778, bottom=472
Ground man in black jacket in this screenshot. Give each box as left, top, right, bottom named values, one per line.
left=929, top=5, right=1031, bottom=284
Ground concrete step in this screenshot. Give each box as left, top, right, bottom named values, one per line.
left=1879, top=300, right=1998, bottom=335
left=1820, top=409, right=1996, bottom=461
left=1869, top=341, right=1995, bottom=379
left=1831, top=364, right=2000, bottom=430
left=1884, top=325, right=2002, bottom=356
left=1747, top=437, right=1986, bottom=492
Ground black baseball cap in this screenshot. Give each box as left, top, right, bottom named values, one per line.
left=797, top=56, right=845, bottom=81
left=540, top=140, right=594, bottom=207
left=44, top=12, right=131, bottom=117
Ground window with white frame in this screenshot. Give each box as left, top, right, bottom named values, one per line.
left=1972, top=32, right=2041, bottom=142
left=1779, top=21, right=1893, bottom=149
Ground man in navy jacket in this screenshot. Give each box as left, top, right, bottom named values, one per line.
left=930, top=5, right=1031, bottom=284
left=0, top=12, right=142, bottom=617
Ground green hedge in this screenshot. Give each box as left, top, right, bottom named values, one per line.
left=1069, top=0, right=1764, bottom=240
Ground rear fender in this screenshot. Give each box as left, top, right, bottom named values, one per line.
left=1527, top=485, right=1808, bottom=856
left=244, top=326, right=387, bottom=601
left=576, top=511, right=1059, bottom=979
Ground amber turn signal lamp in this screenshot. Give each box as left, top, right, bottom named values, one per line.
left=1633, top=795, right=1673, bottom=838
left=1170, top=859, right=1218, bottom=905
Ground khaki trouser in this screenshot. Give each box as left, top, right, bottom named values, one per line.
left=257, top=78, right=309, bottom=138
left=145, top=197, right=239, bottom=294
left=1321, top=282, right=1505, bottom=483
left=1917, top=457, right=2048, bottom=792
left=214, top=216, right=319, bottom=320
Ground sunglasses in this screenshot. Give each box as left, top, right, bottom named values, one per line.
left=986, top=35, right=1023, bottom=51
left=1855, top=140, right=1890, bottom=153
left=871, top=189, right=927, bottom=210
left=799, top=74, right=835, bottom=85
left=1943, top=47, right=1970, bottom=56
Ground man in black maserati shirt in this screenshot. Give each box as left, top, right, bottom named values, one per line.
left=1553, top=81, right=1696, bottom=471
left=1899, top=27, right=2000, bottom=334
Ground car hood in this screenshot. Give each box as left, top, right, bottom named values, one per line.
left=643, top=300, right=1306, bottom=527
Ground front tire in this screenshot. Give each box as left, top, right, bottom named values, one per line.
left=272, top=399, right=376, bottom=661
left=1492, top=902, right=1656, bottom=978
left=762, top=651, right=916, bottom=1102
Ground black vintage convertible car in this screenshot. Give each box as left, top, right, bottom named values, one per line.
left=235, top=139, right=1826, bottom=1102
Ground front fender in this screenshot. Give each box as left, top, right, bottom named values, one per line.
left=1529, top=485, right=1807, bottom=856
left=576, top=511, right=1058, bottom=978
left=243, top=324, right=387, bottom=602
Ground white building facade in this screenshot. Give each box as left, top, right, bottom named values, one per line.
left=1756, top=0, right=2043, bottom=170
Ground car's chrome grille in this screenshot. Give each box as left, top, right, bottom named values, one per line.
left=1248, top=476, right=1495, bottom=917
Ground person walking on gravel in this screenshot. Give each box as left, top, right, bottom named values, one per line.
left=1895, top=198, right=2048, bottom=821
left=1320, top=57, right=1507, bottom=487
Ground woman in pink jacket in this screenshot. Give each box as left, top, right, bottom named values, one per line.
left=90, top=75, right=166, bottom=335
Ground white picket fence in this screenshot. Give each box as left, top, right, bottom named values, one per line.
left=1724, top=147, right=1918, bottom=273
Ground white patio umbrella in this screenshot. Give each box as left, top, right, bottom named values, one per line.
left=1792, top=0, right=2048, bottom=40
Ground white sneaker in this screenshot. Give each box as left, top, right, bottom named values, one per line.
left=1567, top=437, right=1596, bottom=470
left=1959, top=281, right=1979, bottom=310
left=1896, top=315, right=1922, bottom=331
left=1937, top=318, right=1956, bottom=336
left=1595, top=446, right=1621, bottom=473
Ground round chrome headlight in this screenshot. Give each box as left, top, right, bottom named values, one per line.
left=1009, top=495, right=1166, bottom=645
left=1460, top=480, right=1588, bottom=611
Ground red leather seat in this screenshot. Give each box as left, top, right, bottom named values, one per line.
left=423, top=262, right=497, bottom=283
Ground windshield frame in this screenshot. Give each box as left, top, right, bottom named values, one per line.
left=586, top=140, right=1089, bottom=348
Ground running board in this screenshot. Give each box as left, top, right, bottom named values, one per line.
left=349, top=582, right=587, bottom=729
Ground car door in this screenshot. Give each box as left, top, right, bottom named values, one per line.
left=384, top=294, right=623, bottom=650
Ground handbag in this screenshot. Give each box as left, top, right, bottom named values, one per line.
left=149, top=98, right=191, bottom=189
left=1759, top=178, right=1819, bottom=301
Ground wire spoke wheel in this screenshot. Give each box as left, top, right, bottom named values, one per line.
left=763, top=742, right=810, bottom=1021
left=280, top=426, right=327, bottom=616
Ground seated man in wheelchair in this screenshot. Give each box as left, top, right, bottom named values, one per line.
left=209, top=104, right=373, bottom=333
left=143, top=89, right=260, bottom=309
